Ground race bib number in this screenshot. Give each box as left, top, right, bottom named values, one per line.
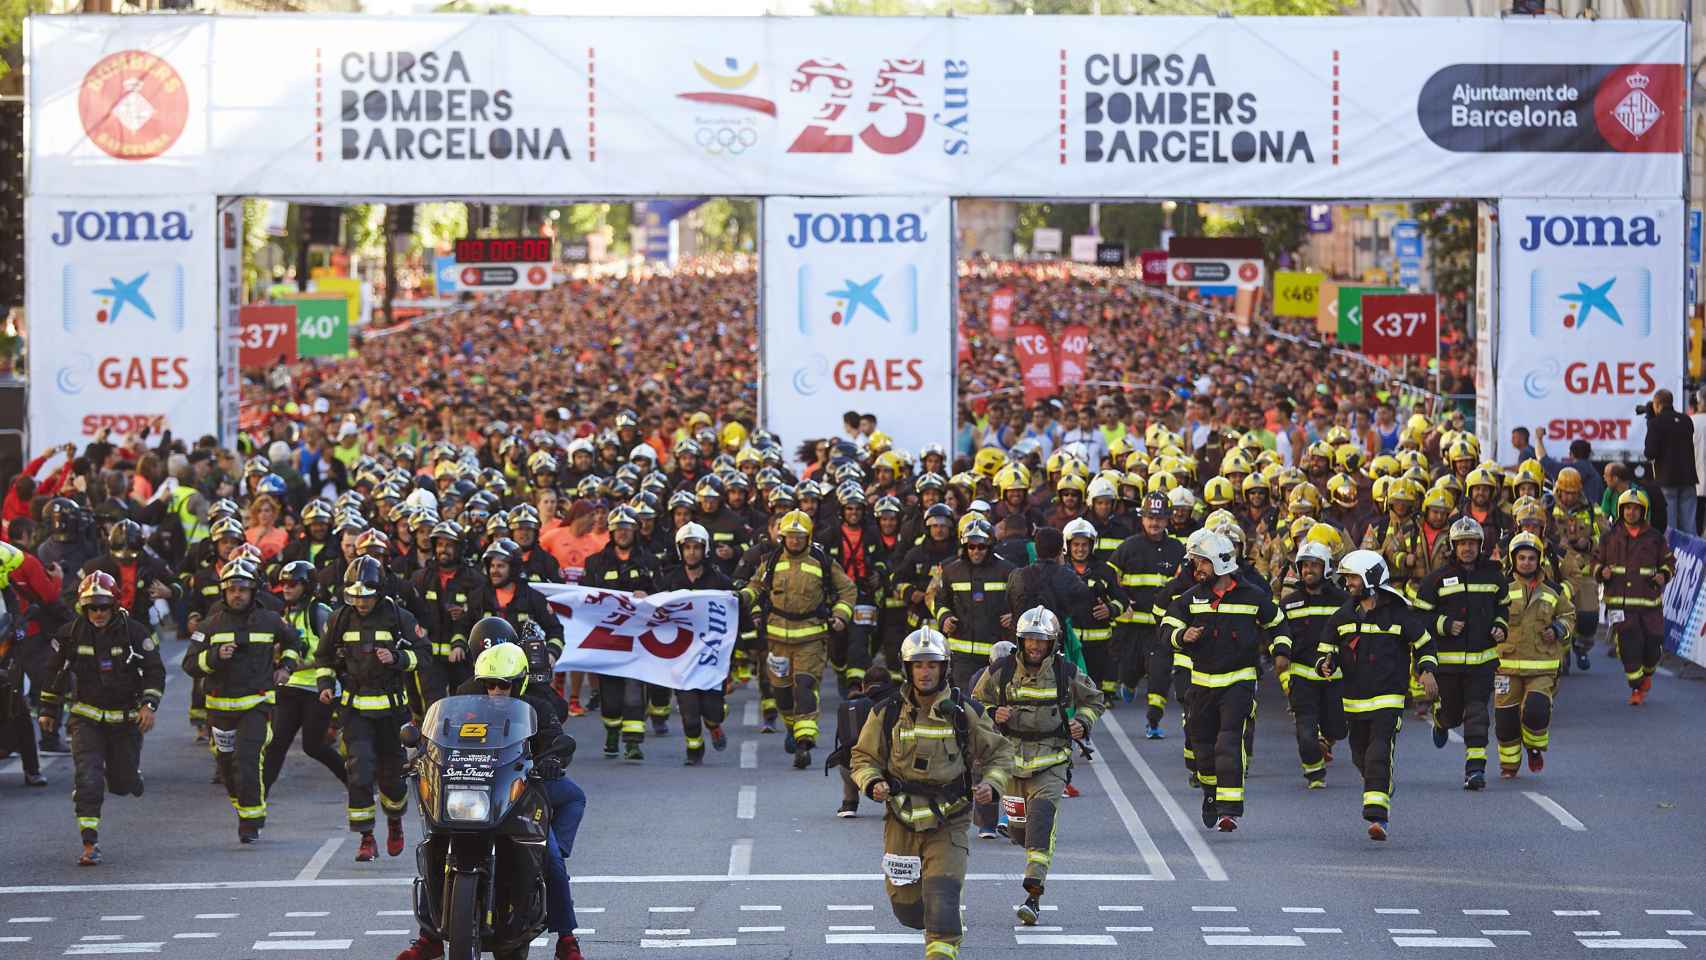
left=1493, top=675, right=1511, bottom=696
left=1606, top=610, right=1625, bottom=626
left=766, top=653, right=792, bottom=679
left=211, top=727, right=238, bottom=754
left=882, top=853, right=922, bottom=886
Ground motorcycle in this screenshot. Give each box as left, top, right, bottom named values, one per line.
left=404, top=694, right=568, bottom=960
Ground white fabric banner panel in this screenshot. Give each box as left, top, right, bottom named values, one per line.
left=761, top=196, right=955, bottom=458
left=27, top=15, right=1683, bottom=199
left=1496, top=197, right=1685, bottom=461
left=25, top=195, right=218, bottom=455
left=540, top=583, right=738, bottom=691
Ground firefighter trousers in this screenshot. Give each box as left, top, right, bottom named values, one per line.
left=1188, top=680, right=1255, bottom=816
left=341, top=709, right=408, bottom=832
left=1004, top=765, right=1068, bottom=889
left=599, top=675, right=648, bottom=744
left=208, top=706, right=272, bottom=828
left=264, top=686, right=346, bottom=791
left=1288, top=676, right=1346, bottom=784
left=1347, top=707, right=1401, bottom=822
left=1079, top=639, right=1118, bottom=700
left=1432, top=666, right=1494, bottom=774
left=882, top=814, right=970, bottom=960
left=68, top=716, right=143, bottom=844
left=1494, top=672, right=1555, bottom=771
left=1614, top=615, right=1664, bottom=688
left=1173, top=664, right=1196, bottom=775
left=677, top=688, right=727, bottom=753
left=765, top=640, right=826, bottom=746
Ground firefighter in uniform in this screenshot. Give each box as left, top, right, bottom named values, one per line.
left=1161, top=530, right=1290, bottom=832
left=1152, top=529, right=1214, bottom=786
left=583, top=505, right=661, bottom=760
left=971, top=606, right=1102, bottom=925
left=1496, top=532, right=1572, bottom=777
left=1551, top=468, right=1603, bottom=671
left=263, top=560, right=346, bottom=792
left=1413, top=516, right=1510, bottom=790
left=459, top=537, right=564, bottom=683
left=316, top=556, right=427, bottom=862
left=927, top=517, right=1016, bottom=689
left=1596, top=489, right=1674, bottom=705
left=183, top=558, right=303, bottom=842
left=1112, top=493, right=1184, bottom=739
left=657, top=523, right=737, bottom=765
left=1061, top=517, right=1128, bottom=699
left=743, top=509, right=857, bottom=769
left=412, top=520, right=482, bottom=707
left=39, top=572, right=164, bottom=865
left=1278, top=541, right=1349, bottom=788
left=185, top=517, right=252, bottom=736
left=850, top=627, right=1014, bottom=960
left=1315, top=550, right=1438, bottom=840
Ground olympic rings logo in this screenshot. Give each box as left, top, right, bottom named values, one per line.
left=695, top=124, right=759, bottom=155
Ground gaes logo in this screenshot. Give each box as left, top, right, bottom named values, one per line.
left=78, top=51, right=190, bottom=161
left=1517, top=213, right=1660, bottom=251
left=677, top=57, right=777, bottom=156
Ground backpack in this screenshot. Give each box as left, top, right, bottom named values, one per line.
left=989, top=653, right=1086, bottom=759
left=756, top=543, right=835, bottom=621
left=875, top=686, right=981, bottom=803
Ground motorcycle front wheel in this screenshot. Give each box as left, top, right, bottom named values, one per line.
left=444, top=871, right=482, bottom=960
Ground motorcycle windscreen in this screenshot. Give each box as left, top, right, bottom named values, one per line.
left=423, top=694, right=537, bottom=751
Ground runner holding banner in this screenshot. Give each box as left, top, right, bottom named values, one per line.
left=541, top=584, right=739, bottom=691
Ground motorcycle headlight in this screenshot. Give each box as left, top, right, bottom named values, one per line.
left=445, top=788, right=490, bottom=823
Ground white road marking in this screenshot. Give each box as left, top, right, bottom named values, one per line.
left=573, top=929, right=594, bottom=935
left=1295, top=928, right=1344, bottom=934
left=739, top=905, right=781, bottom=911
left=173, top=934, right=219, bottom=940
left=1376, top=908, right=1422, bottom=915
left=1666, top=930, right=1706, bottom=936
left=1099, top=905, right=1144, bottom=912
left=825, top=933, right=921, bottom=944
left=10, top=918, right=51, bottom=923
left=828, top=925, right=875, bottom=932
left=1106, top=926, right=1153, bottom=933
left=80, top=935, right=124, bottom=941
left=1204, top=935, right=1306, bottom=947
left=1201, top=925, right=1251, bottom=933
left=1085, top=736, right=1174, bottom=881
left=194, top=914, right=237, bottom=920
left=250, top=940, right=353, bottom=951
left=62, top=945, right=164, bottom=956
left=727, top=838, right=753, bottom=877
left=1525, top=791, right=1588, bottom=831
left=364, top=931, right=410, bottom=936
left=743, top=700, right=759, bottom=727
left=1018, top=934, right=1119, bottom=945
left=0, top=755, right=58, bottom=776
left=644, top=929, right=691, bottom=935
left=1282, top=907, right=1326, bottom=914
left=740, top=741, right=757, bottom=769
left=1482, top=930, right=1532, bottom=936
left=827, top=905, right=874, bottom=911
left=99, top=916, right=143, bottom=922
left=650, top=907, right=695, bottom=913
left=1389, top=929, right=1438, bottom=935
left=1579, top=940, right=1686, bottom=950
left=294, top=837, right=345, bottom=883
left=1657, top=666, right=1677, bottom=678
left=1577, top=931, right=1622, bottom=936
left=1102, top=714, right=1228, bottom=881
left=1016, top=926, right=1064, bottom=932
left=375, top=910, right=413, bottom=916
left=287, top=911, right=330, bottom=918
left=269, top=931, right=317, bottom=937
left=1557, top=910, right=1603, bottom=916
left=1392, top=937, right=1494, bottom=948
left=1647, top=910, right=1696, bottom=916
left=578, top=908, right=605, bottom=914
left=1193, top=906, right=1238, bottom=912
left=0, top=937, right=30, bottom=943
left=641, top=938, right=736, bottom=948
left=738, top=926, right=785, bottom=933
left=736, top=785, right=757, bottom=819
left=1463, top=909, right=1509, bottom=916
left=0, top=872, right=1157, bottom=894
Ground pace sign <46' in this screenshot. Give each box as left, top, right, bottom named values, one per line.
left=1360, top=293, right=1438, bottom=357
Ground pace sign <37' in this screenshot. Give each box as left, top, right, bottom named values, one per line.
left=762, top=197, right=955, bottom=460
left=1360, top=293, right=1437, bottom=357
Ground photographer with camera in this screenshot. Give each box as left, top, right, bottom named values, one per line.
left=1640, top=389, right=1697, bottom=534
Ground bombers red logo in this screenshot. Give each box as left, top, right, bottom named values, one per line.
left=78, top=50, right=190, bottom=161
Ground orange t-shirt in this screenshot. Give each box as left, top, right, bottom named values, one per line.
left=542, top=527, right=608, bottom=583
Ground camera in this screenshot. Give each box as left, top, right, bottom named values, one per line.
left=1635, top=403, right=1654, bottom=416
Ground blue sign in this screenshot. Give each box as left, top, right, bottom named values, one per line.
left=1393, top=220, right=1423, bottom=259
left=435, top=255, right=459, bottom=294
left=1306, top=204, right=1333, bottom=233
left=1663, top=528, right=1706, bottom=668
left=1688, top=208, right=1701, bottom=306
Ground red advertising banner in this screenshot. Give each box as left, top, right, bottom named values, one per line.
left=988, top=286, right=1016, bottom=339
left=1139, top=249, right=1168, bottom=286
left=957, top=318, right=973, bottom=362
left=1056, top=324, right=1090, bottom=386
left=1012, top=325, right=1057, bottom=405
left=239, top=304, right=298, bottom=368
left=1361, top=293, right=1438, bottom=357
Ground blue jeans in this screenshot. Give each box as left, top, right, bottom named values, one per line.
left=1662, top=486, right=1696, bottom=535
left=539, top=776, right=586, bottom=934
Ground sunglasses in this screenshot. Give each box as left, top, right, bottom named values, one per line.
left=483, top=679, right=513, bottom=692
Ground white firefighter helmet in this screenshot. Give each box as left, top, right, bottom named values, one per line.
left=1187, top=530, right=1239, bottom=576
left=900, top=627, right=949, bottom=663
left=1015, top=605, right=1062, bottom=641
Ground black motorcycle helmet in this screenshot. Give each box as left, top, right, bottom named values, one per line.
left=343, top=555, right=385, bottom=600
left=107, top=519, right=145, bottom=560
left=46, top=497, right=82, bottom=538
left=467, top=615, right=520, bottom=659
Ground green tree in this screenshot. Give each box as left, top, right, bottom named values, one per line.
left=0, top=0, right=48, bottom=87
left=694, top=199, right=758, bottom=253
left=1205, top=205, right=1310, bottom=266
left=1415, top=200, right=1475, bottom=327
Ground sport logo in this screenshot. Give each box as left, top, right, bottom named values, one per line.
left=77, top=51, right=190, bottom=161
left=797, top=264, right=917, bottom=335
left=676, top=57, right=776, bottom=156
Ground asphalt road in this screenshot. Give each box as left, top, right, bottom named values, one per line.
left=0, top=630, right=1702, bottom=960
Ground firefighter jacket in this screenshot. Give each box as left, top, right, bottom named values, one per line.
left=1499, top=575, right=1572, bottom=675
left=1596, top=521, right=1674, bottom=627
left=459, top=579, right=565, bottom=665
left=1065, top=556, right=1128, bottom=642
left=183, top=604, right=304, bottom=713
left=1151, top=569, right=1198, bottom=671
left=1552, top=502, right=1604, bottom=615
left=927, top=553, right=1017, bottom=658
left=1087, top=513, right=1133, bottom=561
left=849, top=684, right=1014, bottom=832
left=1318, top=591, right=1437, bottom=713
left=79, top=553, right=182, bottom=620
left=314, top=598, right=426, bottom=716
left=279, top=534, right=335, bottom=570
left=696, top=508, right=753, bottom=576
left=742, top=544, right=857, bottom=647
left=1412, top=557, right=1510, bottom=671
left=582, top=541, right=659, bottom=594
left=1260, top=531, right=1300, bottom=585
left=412, top=561, right=486, bottom=659
left=818, top=520, right=886, bottom=604
left=1362, top=514, right=1420, bottom=587
left=1111, top=533, right=1185, bottom=631
left=280, top=600, right=333, bottom=692
left=971, top=653, right=1103, bottom=778
left=516, top=544, right=562, bottom=585
left=1008, top=560, right=1096, bottom=632
left=42, top=614, right=165, bottom=720
left=1162, top=579, right=1290, bottom=688
left=1456, top=505, right=1514, bottom=560
left=1278, top=580, right=1350, bottom=681
left=185, top=561, right=226, bottom=621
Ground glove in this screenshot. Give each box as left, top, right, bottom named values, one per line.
left=1278, top=671, right=1292, bottom=696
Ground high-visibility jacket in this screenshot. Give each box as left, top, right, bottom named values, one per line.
left=1278, top=580, right=1350, bottom=681
left=1498, top=575, right=1572, bottom=675
left=1162, top=580, right=1289, bottom=688
left=927, top=554, right=1016, bottom=658
left=1412, top=558, right=1510, bottom=671
left=1319, top=592, right=1437, bottom=713
left=1110, top=533, right=1183, bottom=630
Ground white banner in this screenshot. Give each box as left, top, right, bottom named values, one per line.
left=540, top=583, right=738, bottom=691
left=762, top=196, right=955, bottom=459
left=26, top=195, right=218, bottom=454
left=26, top=15, right=1684, bottom=200
left=1496, top=197, right=1685, bottom=460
